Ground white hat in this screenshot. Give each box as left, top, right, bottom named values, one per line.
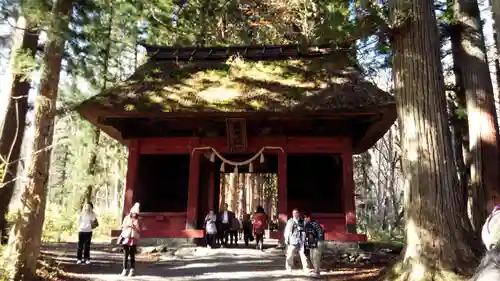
left=130, top=203, right=140, bottom=214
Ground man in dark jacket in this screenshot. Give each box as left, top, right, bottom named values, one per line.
left=304, top=212, right=325, bottom=277
left=217, top=203, right=235, bottom=247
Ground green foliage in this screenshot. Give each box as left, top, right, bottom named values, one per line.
left=366, top=226, right=404, bottom=245
left=42, top=203, right=121, bottom=242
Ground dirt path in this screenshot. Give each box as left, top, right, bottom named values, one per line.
left=41, top=243, right=382, bottom=281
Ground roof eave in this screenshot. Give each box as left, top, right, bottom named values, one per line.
left=352, top=104, right=397, bottom=154
left=77, top=102, right=127, bottom=145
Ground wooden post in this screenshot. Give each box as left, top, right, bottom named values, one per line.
left=123, top=140, right=139, bottom=218
left=186, top=151, right=201, bottom=229
left=277, top=151, right=288, bottom=242
left=342, top=150, right=356, bottom=233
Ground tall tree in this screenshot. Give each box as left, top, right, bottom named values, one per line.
left=80, top=4, right=114, bottom=206
left=453, top=0, right=500, bottom=233
left=384, top=0, right=477, bottom=279
left=2, top=0, right=73, bottom=279
left=0, top=16, right=39, bottom=244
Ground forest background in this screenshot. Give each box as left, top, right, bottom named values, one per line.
left=0, top=0, right=494, bottom=243
left=1, top=0, right=500, bottom=280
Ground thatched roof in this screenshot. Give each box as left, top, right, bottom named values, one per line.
left=79, top=53, right=394, bottom=115
left=77, top=44, right=396, bottom=151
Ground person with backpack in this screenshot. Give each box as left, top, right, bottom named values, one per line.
left=252, top=206, right=268, bottom=250
left=76, top=202, right=98, bottom=264
left=304, top=212, right=325, bottom=277
left=204, top=210, right=217, bottom=248
left=284, top=208, right=308, bottom=272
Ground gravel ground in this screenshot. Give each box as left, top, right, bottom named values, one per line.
left=41, top=243, right=382, bottom=281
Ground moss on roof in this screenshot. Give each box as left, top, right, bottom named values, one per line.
left=82, top=55, right=394, bottom=113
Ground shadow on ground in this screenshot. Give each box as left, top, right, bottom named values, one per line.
left=41, top=243, right=382, bottom=281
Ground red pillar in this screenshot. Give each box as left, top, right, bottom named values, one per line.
left=186, top=151, right=201, bottom=229
left=277, top=151, right=288, bottom=241
left=342, top=150, right=356, bottom=233
left=123, top=140, right=139, bottom=218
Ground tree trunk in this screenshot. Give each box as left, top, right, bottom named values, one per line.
left=81, top=128, right=100, bottom=206
left=81, top=7, right=113, bottom=208
left=237, top=173, right=246, bottom=219
left=454, top=0, right=500, bottom=233
left=448, top=22, right=471, bottom=217
left=383, top=0, right=478, bottom=279
left=491, top=0, right=500, bottom=92
left=251, top=174, right=260, bottom=212
left=229, top=173, right=238, bottom=212
left=2, top=0, right=73, bottom=279
left=219, top=173, right=226, bottom=210
left=0, top=17, right=39, bottom=244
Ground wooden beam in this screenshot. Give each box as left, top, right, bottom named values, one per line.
left=139, top=136, right=351, bottom=154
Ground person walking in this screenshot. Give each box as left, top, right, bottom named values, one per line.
left=252, top=206, right=268, bottom=251
left=229, top=216, right=241, bottom=246
left=284, top=208, right=308, bottom=273
left=217, top=203, right=235, bottom=247
left=204, top=210, right=217, bottom=248
left=242, top=213, right=253, bottom=247
left=76, top=202, right=98, bottom=264
left=304, top=212, right=325, bottom=277
left=119, top=203, right=141, bottom=277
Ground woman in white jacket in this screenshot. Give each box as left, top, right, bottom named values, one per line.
left=76, top=202, right=98, bottom=264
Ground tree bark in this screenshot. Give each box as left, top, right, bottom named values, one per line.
left=237, top=173, right=246, bottom=218
left=219, top=173, right=226, bottom=210
left=81, top=7, right=113, bottom=208
left=448, top=22, right=470, bottom=217
left=2, top=0, right=73, bottom=279
left=229, top=173, right=238, bottom=212
left=491, top=0, right=500, bottom=91
left=0, top=17, right=39, bottom=244
left=454, top=0, right=500, bottom=233
left=383, top=0, right=478, bottom=279
left=251, top=174, right=260, bottom=212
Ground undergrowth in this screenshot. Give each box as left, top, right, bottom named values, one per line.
left=43, top=203, right=120, bottom=242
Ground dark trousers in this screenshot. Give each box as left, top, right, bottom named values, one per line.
left=255, top=232, right=264, bottom=250
left=206, top=233, right=216, bottom=247
left=220, top=223, right=230, bottom=245
left=229, top=230, right=238, bottom=244
left=243, top=228, right=253, bottom=246
left=77, top=231, right=92, bottom=260
left=123, top=245, right=137, bottom=270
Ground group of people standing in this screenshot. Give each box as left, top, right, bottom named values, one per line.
left=204, top=203, right=268, bottom=250
left=76, top=202, right=324, bottom=278
left=75, top=202, right=142, bottom=277
left=284, top=208, right=325, bottom=278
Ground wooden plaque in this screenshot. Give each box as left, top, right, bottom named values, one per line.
left=226, top=118, right=248, bottom=152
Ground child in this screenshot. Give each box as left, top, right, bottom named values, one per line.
left=204, top=210, right=217, bottom=248
left=76, top=202, right=98, bottom=264
left=119, top=203, right=141, bottom=277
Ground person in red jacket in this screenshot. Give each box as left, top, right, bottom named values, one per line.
left=251, top=205, right=268, bottom=251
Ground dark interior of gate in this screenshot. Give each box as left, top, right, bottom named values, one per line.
left=134, top=153, right=345, bottom=231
